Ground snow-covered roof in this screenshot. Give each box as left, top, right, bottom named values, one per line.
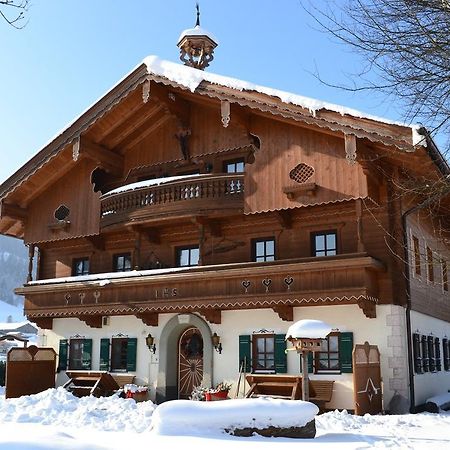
left=142, top=55, right=424, bottom=145
left=177, top=25, right=218, bottom=45
left=0, top=320, right=34, bottom=331
left=285, top=319, right=333, bottom=340
left=104, top=174, right=202, bottom=196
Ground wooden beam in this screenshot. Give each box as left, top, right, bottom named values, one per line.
left=79, top=315, right=103, bottom=328
left=272, top=305, right=293, bottom=322
left=136, top=312, right=159, bottom=326
left=274, top=210, right=292, bottom=229
left=357, top=298, right=376, bottom=319
left=77, top=137, right=124, bottom=176
left=30, top=317, right=53, bottom=330
left=0, top=201, right=27, bottom=221
left=85, top=236, right=105, bottom=251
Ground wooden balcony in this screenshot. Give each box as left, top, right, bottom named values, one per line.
left=100, top=174, right=244, bottom=228
left=18, top=253, right=384, bottom=329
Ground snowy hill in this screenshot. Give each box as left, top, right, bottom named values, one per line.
left=0, top=235, right=28, bottom=308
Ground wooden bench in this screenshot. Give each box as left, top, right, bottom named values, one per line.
left=64, top=371, right=119, bottom=397
left=245, top=374, right=334, bottom=410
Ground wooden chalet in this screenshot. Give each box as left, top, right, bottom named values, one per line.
left=0, top=22, right=449, bottom=412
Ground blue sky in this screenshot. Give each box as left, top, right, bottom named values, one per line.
left=0, top=0, right=408, bottom=184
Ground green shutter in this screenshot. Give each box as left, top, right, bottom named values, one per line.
left=239, top=335, right=252, bottom=372
left=99, top=338, right=110, bottom=371
left=126, top=338, right=137, bottom=372
left=81, top=339, right=92, bottom=370
left=58, top=339, right=68, bottom=371
left=274, top=334, right=287, bottom=373
left=339, top=332, right=354, bottom=373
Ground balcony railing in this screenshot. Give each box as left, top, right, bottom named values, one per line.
left=100, top=173, right=244, bottom=228
left=19, top=253, right=384, bottom=327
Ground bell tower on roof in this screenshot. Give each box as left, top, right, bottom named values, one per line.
left=177, top=3, right=218, bottom=70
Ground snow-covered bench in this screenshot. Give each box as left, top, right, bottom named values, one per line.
left=425, top=393, right=450, bottom=413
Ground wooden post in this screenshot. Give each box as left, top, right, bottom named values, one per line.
left=27, top=244, right=35, bottom=282
left=301, top=351, right=310, bottom=401
left=133, top=231, right=141, bottom=270
left=356, top=199, right=365, bottom=253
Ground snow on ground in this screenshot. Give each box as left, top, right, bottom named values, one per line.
left=0, top=388, right=449, bottom=449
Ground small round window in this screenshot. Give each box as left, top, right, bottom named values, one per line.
left=289, top=163, right=315, bottom=184
left=54, top=204, right=70, bottom=221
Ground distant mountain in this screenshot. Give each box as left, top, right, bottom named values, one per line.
left=0, top=299, right=25, bottom=323
left=0, top=235, right=28, bottom=308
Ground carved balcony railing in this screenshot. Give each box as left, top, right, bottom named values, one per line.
left=17, top=253, right=384, bottom=329
left=100, top=174, right=244, bottom=228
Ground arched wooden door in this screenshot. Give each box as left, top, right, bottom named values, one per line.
left=178, top=327, right=204, bottom=399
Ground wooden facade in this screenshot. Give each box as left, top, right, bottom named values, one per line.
left=1, top=56, right=449, bottom=409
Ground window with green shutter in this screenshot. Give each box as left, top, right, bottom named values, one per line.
left=274, top=334, right=287, bottom=373
left=126, top=338, right=137, bottom=372
left=339, top=332, right=353, bottom=373
left=81, top=339, right=92, bottom=370
left=239, top=335, right=252, bottom=372
left=99, top=338, right=110, bottom=371
left=58, top=339, right=68, bottom=371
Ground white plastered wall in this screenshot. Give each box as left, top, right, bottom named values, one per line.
left=41, top=303, right=409, bottom=410
left=410, top=310, right=450, bottom=406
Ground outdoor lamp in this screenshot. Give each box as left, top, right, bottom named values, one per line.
left=212, top=332, right=222, bottom=354
left=146, top=333, right=156, bottom=354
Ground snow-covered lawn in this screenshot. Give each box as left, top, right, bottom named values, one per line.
left=0, top=388, right=449, bottom=449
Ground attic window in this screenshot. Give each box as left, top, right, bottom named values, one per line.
left=289, top=163, right=314, bottom=184
left=54, top=205, right=70, bottom=221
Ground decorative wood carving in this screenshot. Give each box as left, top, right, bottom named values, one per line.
left=79, top=315, right=103, bottom=328
left=357, top=298, right=376, bottom=319
left=175, top=127, right=191, bottom=160
left=272, top=305, right=293, bottom=321
left=27, top=244, right=35, bottom=283
left=198, top=309, right=221, bottom=324
left=136, top=312, right=159, bottom=326
left=72, top=138, right=80, bottom=161
left=32, top=317, right=53, bottom=330
left=221, top=100, right=230, bottom=128
left=242, top=280, right=251, bottom=293
left=142, top=77, right=151, bottom=103
left=345, top=134, right=357, bottom=164
left=283, top=183, right=317, bottom=200
left=275, top=210, right=292, bottom=229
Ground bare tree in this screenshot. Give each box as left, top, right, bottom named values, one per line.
left=304, top=0, right=450, bottom=151
left=0, top=0, right=28, bottom=29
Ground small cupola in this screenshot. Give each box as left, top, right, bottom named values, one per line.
left=177, top=3, right=218, bottom=70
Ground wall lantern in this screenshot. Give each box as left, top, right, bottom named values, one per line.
left=146, top=333, right=156, bottom=354
left=212, top=332, right=222, bottom=354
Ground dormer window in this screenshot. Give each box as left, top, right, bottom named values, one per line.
left=113, top=253, right=132, bottom=272
left=224, top=159, right=245, bottom=173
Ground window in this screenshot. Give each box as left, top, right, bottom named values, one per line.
left=252, top=334, right=275, bottom=372
left=224, top=158, right=245, bottom=173
left=427, top=246, right=434, bottom=282
left=412, top=236, right=421, bottom=276
left=421, top=335, right=429, bottom=372
left=100, top=337, right=137, bottom=372
left=442, top=260, right=448, bottom=291
left=443, top=338, right=450, bottom=371
left=177, top=246, right=199, bottom=267
left=113, top=253, right=132, bottom=272
left=428, top=335, right=436, bottom=372
left=315, top=333, right=340, bottom=372
left=435, top=337, right=442, bottom=371
left=57, top=338, right=92, bottom=371
left=412, top=334, right=423, bottom=374
left=111, top=338, right=129, bottom=372
left=253, top=238, right=275, bottom=262
left=312, top=231, right=337, bottom=257
left=72, top=257, right=89, bottom=276
left=239, top=334, right=286, bottom=374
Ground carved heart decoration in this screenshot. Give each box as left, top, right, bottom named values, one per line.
left=284, top=276, right=294, bottom=285
left=262, top=278, right=272, bottom=287
left=242, top=280, right=251, bottom=291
